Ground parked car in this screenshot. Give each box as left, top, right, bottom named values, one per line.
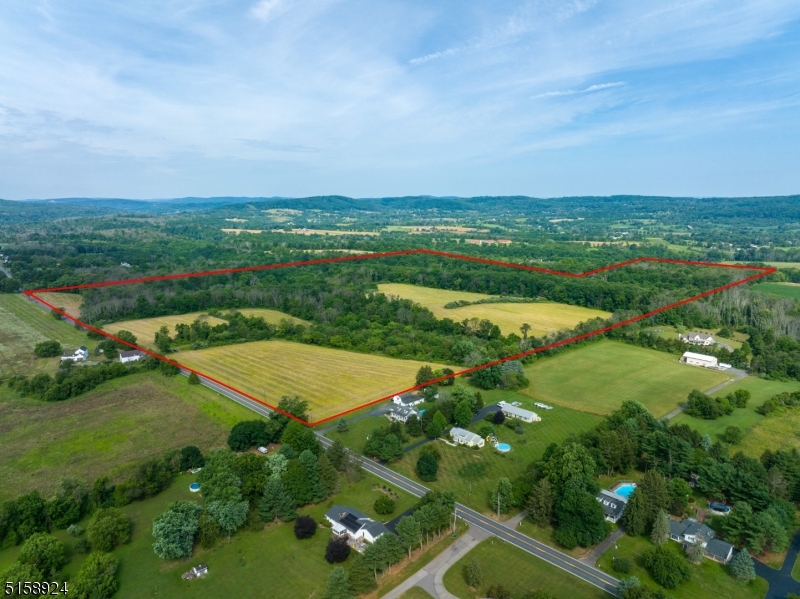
left=708, top=502, right=730, bottom=514
left=257, top=446, right=269, bottom=454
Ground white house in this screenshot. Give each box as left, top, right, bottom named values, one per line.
left=392, top=393, right=425, bottom=407
left=498, top=402, right=540, bottom=423
left=680, top=332, right=715, bottom=346
left=386, top=405, right=417, bottom=423
left=119, top=350, right=146, bottom=364
left=680, top=351, right=718, bottom=368
left=61, top=346, right=89, bottom=362
left=596, top=489, right=628, bottom=524
left=450, top=427, right=485, bottom=448
left=324, top=505, right=391, bottom=550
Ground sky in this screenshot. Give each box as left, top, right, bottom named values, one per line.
left=1, top=0, right=800, bottom=200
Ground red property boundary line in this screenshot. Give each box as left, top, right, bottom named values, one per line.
left=24, top=250, right=775, bottom=426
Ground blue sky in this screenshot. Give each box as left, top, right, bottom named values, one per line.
left=1, top=1, right=799, bottom=199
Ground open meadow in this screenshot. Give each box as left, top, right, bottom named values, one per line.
left=377, top=283, right=611, bottom=337
left=752, top=282, right=800, bottom=300
left=32, top=291, right=84, bottom=318
left=104, top=308, right=307, bottom=349
left=0, top=293, right=93, bottom=377
left=176, top=339, right=453, bottom=421
left=521, top=340, right=731, bottom=418
left=0, top=372, right=256, bottom=502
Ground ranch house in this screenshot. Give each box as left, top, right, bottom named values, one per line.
left=392, top=393, right=425, bottom=407
left=324, top=505, right=391, bottom=552
left=498, top=402, right=540, bottom=423
left=449, top=427, right=485, bottom=448
left=595, top=489, right=628, bottom=524
left=119, top=350, right=145, bottom=364
left=386, top=405, right=417, bottom=423
left=61, top=346, right=89, bottom=362
left=668, top=517, right=734, bottom=564
left=679, top=332, right=715, bottom=346
left=680, top=351, right=718, bottom=368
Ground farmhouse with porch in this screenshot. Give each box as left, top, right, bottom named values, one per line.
left=324, top=505, right=391, bottom=552
left=392, top=392, right=424, bottom=407
left=61, top=346, right=89, bottom=362
left=679, top=332, right=715, bottom=346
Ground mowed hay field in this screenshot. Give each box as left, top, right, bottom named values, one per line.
left=104, top=309, right=306, bottom=349
left=522, top=340, right=732, bottom=417
left=377, top=283, right=611, bottom=337
left=33, top=291, right=84, bottom=318
left=752, top=282, right=800, bottom=300
left=176, top=340, right=452, bottom=421
left=0, top=293, right=91, bottom=377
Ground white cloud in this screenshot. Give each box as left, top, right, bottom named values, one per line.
left=532, top=81, right=626, bottom=99
left=251, top=0, right=287, bottom=22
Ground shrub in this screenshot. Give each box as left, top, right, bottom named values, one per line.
left=74, top=538, right=92, bottom=554
left=324, top=537, right=351, bottom=563
left=87, top=508, right=130, bottom=552
left=463, top=557, right=482, bottom=588
left=34, top=340, right=62, bottom=358
left=725, top=425, right=743, bottom=444
left=294, top=516, right=317, bottom=540
left=643, top=546, right=691, bottom=589
left=67, top=524, right=84, bottom=537
left=416, top=452, right=439, bottom=482
left=17, top=534, right=66, bottom=575
left=71, top=552, right=119, bottom=599
left=492, top=410, right=505, bottom=424
left=374, top=495, right=396, bottom=515
left=487, top=584, right=513, bottom=599
left=187, top=372, right=201, bottom=385
left=612, top=557, right=632, bottom=574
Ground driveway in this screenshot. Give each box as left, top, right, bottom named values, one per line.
left=754, top=527, right=800, bottom=599
left=663, top=367, right=748, bottom=420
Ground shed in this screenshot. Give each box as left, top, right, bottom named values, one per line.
left=680, top=351, right=718, bottom=368
left=498, top=403, right=540, bottom=423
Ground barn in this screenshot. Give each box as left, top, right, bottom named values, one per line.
left=680, top=351, right=718, bottom=368
left=498, top=402, right=540, bottom=423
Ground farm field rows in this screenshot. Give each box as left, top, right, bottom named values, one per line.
left=376, top=282, right=611, bottom=337
left=521, top=340, right=731, bottom=418
left=176, top=339, right=453, bottom=421
left=0, top=293, right=92, bottom=377
left=103, top=308, right=306, bottom=349
left=33, top=291, right=84, bottom=318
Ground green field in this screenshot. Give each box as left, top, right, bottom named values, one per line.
left=752, top=282, right=800, bottom=300
left=442, top=538, right=611, bottom=599
left=596, top=533, right=767, bottom=599
left=671, top=377, right=800, bottom=444
left=741, top=408, right=800, bottom=457
left=391, top=389, right=603, bottom=515
left=0, top=371, right=256, bottom=502
left=521, top=341, right=731, bottom=418
left=377, top=283, right=611, bottom=337
left=0, top=293, right=93, bottom=377
left=327, top=414, right=418, bottom=453
left=176, top=339, right=453, bottom=421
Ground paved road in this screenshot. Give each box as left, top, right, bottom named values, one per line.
left=315, top=433, right=618, bottom=597
left=663, top=367, right=748, bottom=420
left=754, top=527, right=800, bottom=599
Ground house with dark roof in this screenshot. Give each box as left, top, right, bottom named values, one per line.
left=669, top=518, right=715, bottom=547
left=596, top=490, right=628, bottom=524
left=119, top=350, right=146, bottom=364
left=324, top=505, right=391, bottom=550
left=704, top=539, right=735, bottom=564
left=392, top=393, right=425, bottom=407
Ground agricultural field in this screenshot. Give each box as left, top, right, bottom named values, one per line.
left=442, top=538, right=609, bottom=599
left=596, top=534, right=767, bottom=599
left=521, top=340, right=731, bottom=418
left=671, top=377, right=800, bottom=443
left=376, top=283, right=611, bottom=337
left=176, top=339, right=452, bottom=421
left=391, top=389, right=602, bottom=515
left=0, top=372, right=252, bottom=502
left=752, top=282, right=800, bottom=300
left=103, top=308, right=306, bottom=349
left=740, top=407, right=800, bottom=457
left=33, top=291, right=84, bottom=318
left=0, top=293, right=93, bottom=377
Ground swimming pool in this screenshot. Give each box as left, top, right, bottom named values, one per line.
left=496, top=443, right=511, bottom=452
left=189, top=483, right=201, bottom=492
left=614, top=483, right=636, bottom=499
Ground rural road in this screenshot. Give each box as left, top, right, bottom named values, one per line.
left=662, top=366, right=748, bottom=420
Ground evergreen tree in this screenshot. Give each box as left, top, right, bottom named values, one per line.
left=639, top=470, right=670, bottom=530
left=347, top=556, right=377, bottom=594
left=322, top=566, right=353, bottom=599
left=337, top=418, right=349, bottom=433
left=395, top=516, right=421, bottom=559
left=623, top=489, right=649, bottom=537
left=317, top=452, right=341, bottom=497
left=729, top=549, right=756, bottom=581
left=281, top=421, right=320, bottom=455
left=362, top=541, right=387, bottom=581
left=416, top=365, right=436, bottom=386
left=379, top=434, right=404, bottom=462
left=405, top=414, right=423, bottom=437
left=298, top=450, right=326, bottom=503
left=426, top=411, right=448, bottom=438
left=526, top=478, right=555, bottom=527
left=701, top=434, right=712, bottom=451
left=687, top=536, right=705, bottom=565
left=326, top=440, right=348, bottom=472
left=259, top=478, right=297, bottom=522
left=490, top=477, right=513, bottom=517
left=454, top=400, right=473, bottom=427
left=463, top=557, right=482, bottom=588
left=650, top=510, right=670, bottom=546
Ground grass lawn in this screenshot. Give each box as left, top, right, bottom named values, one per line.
left=740, top=407, right=800, bottom=457
left=0, top=293, right=94, bottom=377
left=326, top=415, right=417, bottom=453
left=0, top=371, right=257, bottom=502
left=103, top=308, right=307, bottom=349
left=397, top=587, right=435, bottom=599
left=671, top=377, right=800, bottom=444
left=646, top=325, right=744, bottom=350
left=521, top=340, right=731, bottom=418
left=752, top=282, right=800, bottom=300
left=32, top=291, right=84, bottom=319
left=443, top=538, right=611, bottom=599
left=376, top=283, right=611, bottom=337
left=391, top=392, right=602, bottom=515
left=176, top=339, right=453, bottom=422
left=515, top=519, right=596, bottom=560
left=596, top=533, right=767, bottom=599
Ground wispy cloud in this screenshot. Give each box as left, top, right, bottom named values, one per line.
left=532, top=82, right=626, bottom=99
left=408, top=48, right=459, bottom=66
left=251, top=0, right=287, bottom=22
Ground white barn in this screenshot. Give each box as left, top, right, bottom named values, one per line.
left=450, top=427, right=485, bottom=448
left=119, top=350, right=146, bottom=364
left=498, top=403, right=540, bottom=423
left=680, top=351, right=718, bottom=368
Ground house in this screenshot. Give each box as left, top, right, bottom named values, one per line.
left=669, top=518, right=715, bottom=547
left=498, top=402, right=540, bottom=423
left=386, top=405, right=418, bottom=423
left=680, top=351, right=718, bottom=369
left=596, top=490, right=628, bottom=524
left=450, top=427, right=485, bottom=448
left=119, top=350, right=146, bottom=364
left=181, top=564, right=208, bottom=580
left=392, top=393, right=424, bottom=407
left=324, top=505, right=391, bottom=550
left=679, top=332, right=715, bottom=346
left=61, top=346, right=89, bottom=362
left=704, top=539, right=735, bottom=564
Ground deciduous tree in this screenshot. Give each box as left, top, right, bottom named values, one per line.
left=71, top=552, right=119, bottom=599
left=87, top=508, right=130, bottom=552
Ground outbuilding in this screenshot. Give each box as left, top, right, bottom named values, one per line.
left=119, top=350, right=146, bottom=364
left=450, top=427, right=485, bottom=448
left=680, top=351, right=718, bottom=368
left=498, top=402, right=540, bottom=423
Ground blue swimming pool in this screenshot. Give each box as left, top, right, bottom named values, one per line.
left=614, top=483, right=636, bottom=499
left=189, top=483, right=201, bottom=492
left=496, top=443, right=511, bottom=452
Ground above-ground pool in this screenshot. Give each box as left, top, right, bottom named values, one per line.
left=496, top=443, right=511, bottom=452
left=189, top=483, right=201, bottom=492
left=614, top=483, right=636, bottom=499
